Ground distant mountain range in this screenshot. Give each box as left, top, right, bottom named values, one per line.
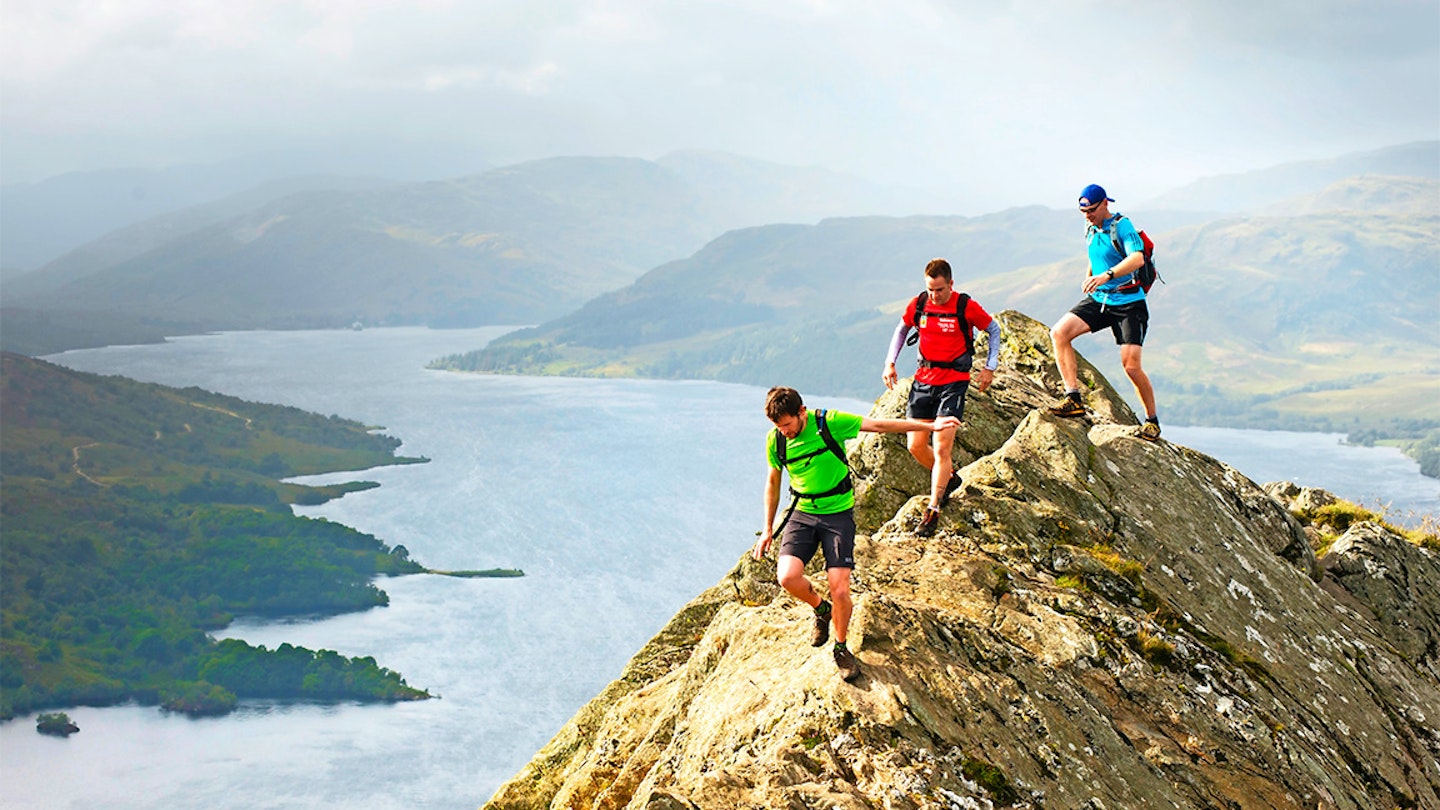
left=0, top=140, right=497, bottom=273
left=3, top=142, right=1436, bottom=440
left=437, top=171, right=1439, bottom=434
left=1, top=152, right=926, bottom=353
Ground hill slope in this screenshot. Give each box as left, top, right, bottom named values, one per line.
left=483, top=313, right=1440, bottom=809
left=0, top=352, right=430, bottom=718
left=5, top=157, right=714, bottom=332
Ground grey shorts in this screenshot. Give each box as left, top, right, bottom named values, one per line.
left=778, top=510, right=856, bottom=570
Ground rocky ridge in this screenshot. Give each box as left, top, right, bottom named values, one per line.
left=483, top=311, right=1439, bottom=810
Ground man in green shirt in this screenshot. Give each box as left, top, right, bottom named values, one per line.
left=753, top=386, right=960, bottom=682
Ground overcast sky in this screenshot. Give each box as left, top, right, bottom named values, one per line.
left=2, top=0, right=1436, bottom=209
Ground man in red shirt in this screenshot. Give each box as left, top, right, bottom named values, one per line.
left=882, top=258, right=1002, bottom=536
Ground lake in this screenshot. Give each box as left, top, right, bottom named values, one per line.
left=3, top=327, right=1435, bottom=809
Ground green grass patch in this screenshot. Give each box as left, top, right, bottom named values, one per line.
left=960, top=757, right=1020, bottom=805
left=1295, top=499, right=1440, bottom=554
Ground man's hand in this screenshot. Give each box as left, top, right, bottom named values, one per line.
left=975, top=367, right=994, bottom=392
left=883, top=363, right=898, bottom=390
left=752, top=531, right=773, bottom=560
left=1083, top=273, right=1106, bottom=294
left=931, top=415, right=962, bottom=432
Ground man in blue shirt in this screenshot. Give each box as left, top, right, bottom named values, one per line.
left=1047, top=184, right=1161, bottom=441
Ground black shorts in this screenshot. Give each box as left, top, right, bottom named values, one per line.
left=778, top=510, right=856, bottom=570
left=907, top=379, right=970, bottom=421
left=1069, top=297, right=1149, bottom=346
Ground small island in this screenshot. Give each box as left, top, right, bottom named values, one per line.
left=35, top=712, right=79, bottom=737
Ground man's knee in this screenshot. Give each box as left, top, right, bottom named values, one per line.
left=1052, top=320, right=1086, bottom=348
left=776, top=558, right=807, bottom=590
left=827, top=573, right=852, bottom=603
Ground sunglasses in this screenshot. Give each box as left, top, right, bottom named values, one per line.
left=1079, top=201, right=1103, bottom=213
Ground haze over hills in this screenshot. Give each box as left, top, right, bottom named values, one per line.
left=1, top=174, right=398, bottom=297
left=1, top=151, right=933, bottom=353
left=1142, top=140, right=1439, bottom=213
left=0, top=140, right=496, bottom=273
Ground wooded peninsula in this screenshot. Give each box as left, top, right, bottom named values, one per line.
left=0, top=352, right=437, bottom=719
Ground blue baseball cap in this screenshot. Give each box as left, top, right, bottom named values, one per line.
left=1078, top=184, right=1114, bottom=207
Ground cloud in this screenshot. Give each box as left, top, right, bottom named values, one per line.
left=0, top=0, right=1435, bottom=205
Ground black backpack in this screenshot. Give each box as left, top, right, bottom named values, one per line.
left=904, top=290, right=974, bottom=372
left=772, top=408, right=852, bottom=501
left=1102, top=214, right=1161, bottom=293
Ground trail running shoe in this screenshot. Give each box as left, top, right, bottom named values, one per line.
left=939, top=469, right=962, bottom=507
left=916, top=507, right=941, bottom=538
left=1048, top=396, right=1086, bottom=418
left=834, top=645, right=862, bottom=682
left=1139, top=421, right=1162, bottom=442
left=811, top=605, right=831, bottom=647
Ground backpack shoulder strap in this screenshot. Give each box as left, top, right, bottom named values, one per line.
left=813, top=408, right=848, bottom=465
left=772, top=427, right=786, bottom=468
left=910, top=291, right=929, bottom=329
left=1108, top=214, right=1129, bottom=257
left=954, top=293, right=973, bottom=355
left=906, top=291, right=927, bottom=346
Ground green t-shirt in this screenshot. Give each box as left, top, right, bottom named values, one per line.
left=766, top=409, right=863, bottom=514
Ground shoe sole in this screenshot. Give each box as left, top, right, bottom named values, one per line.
left=1048, top=408, right=1086, bottom=418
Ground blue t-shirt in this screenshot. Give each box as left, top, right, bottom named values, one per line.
left=1087, top=214, right=1146, bottom=307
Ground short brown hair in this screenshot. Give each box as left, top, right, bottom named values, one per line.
left=924, top=258, right=953, bottom=281
left=765, top=386, right=803, bottom=421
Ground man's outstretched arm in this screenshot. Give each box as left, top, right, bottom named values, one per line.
left=860, top=415, right=961, bottom=434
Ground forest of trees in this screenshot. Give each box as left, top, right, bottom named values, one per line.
left=0, top=353, right=431, bottom=719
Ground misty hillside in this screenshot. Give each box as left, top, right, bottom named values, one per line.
left=440, top=174, right=1439, bottom=433
left=1144, top=140, right=1439, bottom=213
left=4, top=157, right=711, bottom=331
left=1, top=152, right=934, bottom=353
left=1260, top=174, right=1440, bottom=217
left=0, top=143, right=496, bottom=273
left=1, top=174, right=397, bottom=299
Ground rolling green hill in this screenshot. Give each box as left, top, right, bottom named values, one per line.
left=0, top=352, right=432, bottom=718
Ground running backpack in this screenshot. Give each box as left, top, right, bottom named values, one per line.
left=904, top=290, right=974, bottom=371
left=1104, top=214, right=1161, bottom=293
left=772, top=408, right=851, bottom=500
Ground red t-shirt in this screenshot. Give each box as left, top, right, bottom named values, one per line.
left=903, top=293, right=993, bottom=385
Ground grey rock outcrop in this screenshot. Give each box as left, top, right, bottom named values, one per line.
left=1322, top=521, right=1440, bottom=681
left=483, top=312, right=1439, bottom=810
